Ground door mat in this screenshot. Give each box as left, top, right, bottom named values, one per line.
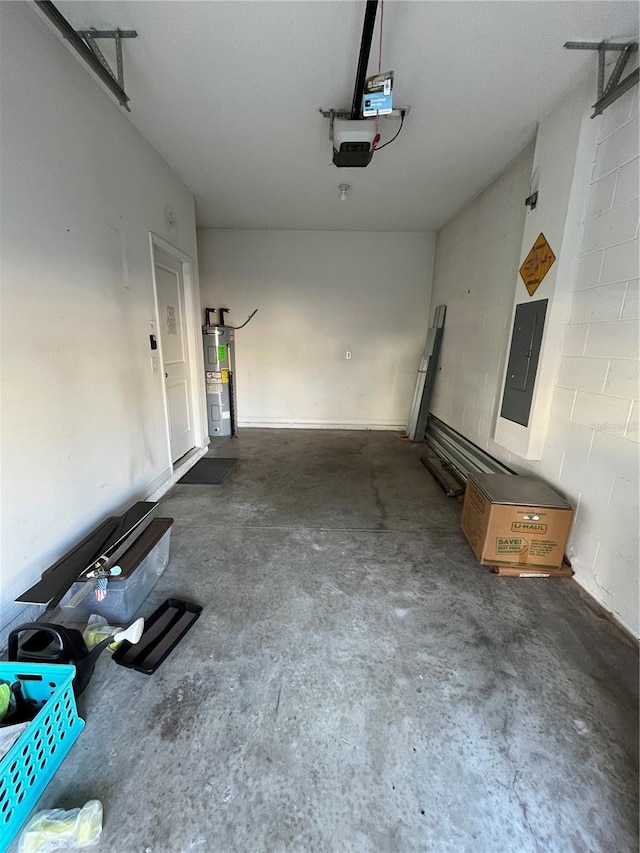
left=178, top=457, right=237, bottom=485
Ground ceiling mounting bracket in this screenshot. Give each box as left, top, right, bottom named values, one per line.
left=564, top=40, right=638, bottom=117
left=34, top=2, right=137, bottom=111
left=319, top=107, right=410, bottom=121
left=78, top=28, right=138, bottom=102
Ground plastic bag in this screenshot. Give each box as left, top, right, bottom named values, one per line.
left=18, top=799, right=103, bottom=852
left=0, top=721, right=28, bottom=760
left=83, top=615, right=119, bottom=650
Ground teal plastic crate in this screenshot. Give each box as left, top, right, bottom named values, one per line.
left=0, top=663, right=85, bottom=851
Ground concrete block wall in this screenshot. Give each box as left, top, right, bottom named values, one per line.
left=539, top=84, right=639, bottom=633
left=430, top=143, right=535, bottom=451
left=430, top=80, right=639, bottom=636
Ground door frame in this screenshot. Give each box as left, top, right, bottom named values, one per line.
left=149, top=233, right=206, bottom=471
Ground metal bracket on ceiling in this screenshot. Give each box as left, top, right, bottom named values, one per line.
left=321, top=107, right=410, bottom=146
left=319, top=107, right=410, bottom=121
left=320, top=107, right=410, bottom=149
left=78, top=28, right=138, bottom=101
left=34, top=2, right=137, bottom=110
left=564, top=40, right=638, bottom=117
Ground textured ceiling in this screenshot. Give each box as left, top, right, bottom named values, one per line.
left=55, top=1, right=639, bottom=232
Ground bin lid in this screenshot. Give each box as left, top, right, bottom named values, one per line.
left=470, top=473, right=572, bottom=508
left=111, top=517, right=173, bottom=580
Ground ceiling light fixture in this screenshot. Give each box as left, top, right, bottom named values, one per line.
left=339, top=183, right=350, bottom=201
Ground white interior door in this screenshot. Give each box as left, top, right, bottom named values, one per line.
left=154, top=248, right=195, bottom=463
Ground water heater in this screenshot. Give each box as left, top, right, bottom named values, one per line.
left=202, top=325, right=237, bottom=437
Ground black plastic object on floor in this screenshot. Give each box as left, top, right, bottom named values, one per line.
left=17, top=501, right=156, bottom=607
left=178, top=457, right=236, bottom=485
left=112, top=598, right=202, bottom=674
left=7, top=622, right=124, bottom=697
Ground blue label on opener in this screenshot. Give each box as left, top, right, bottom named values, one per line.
left=363, top=71, right=394, bottom=116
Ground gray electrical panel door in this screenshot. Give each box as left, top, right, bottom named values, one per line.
left=500, top=299, right=548, bottom=427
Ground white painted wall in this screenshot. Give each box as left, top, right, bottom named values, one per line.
left=430, top=143, right=535, bottom=444
left=198, top=230, right=435, bottom=429
left=0, top=4, right=205, bottom=626
left=494, top=79, right=600, bottom=460
left=430, top=75, right=639, bottom=637
left=549, top=81, right=639, bottom=637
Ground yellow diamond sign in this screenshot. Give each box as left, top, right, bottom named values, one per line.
left=519, top=233, right=556, bottom=296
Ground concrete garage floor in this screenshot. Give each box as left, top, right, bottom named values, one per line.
left=26, top=431, right=639, bottom=852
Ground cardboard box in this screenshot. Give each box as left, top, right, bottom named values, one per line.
left=461, top=473, right=574, bottom=572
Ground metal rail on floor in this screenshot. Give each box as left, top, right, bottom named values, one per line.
left=425, top=415, right=515, bottom=483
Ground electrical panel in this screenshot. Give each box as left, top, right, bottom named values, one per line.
left=500, top=299, right=548, bottom=428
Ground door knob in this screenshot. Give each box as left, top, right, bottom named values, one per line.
left=165, top=372, right=168, bottom=378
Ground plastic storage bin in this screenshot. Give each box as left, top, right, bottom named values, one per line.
left=59, top=519, right=173, bottom=623
left=0, top=662, right=85, bottom=851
